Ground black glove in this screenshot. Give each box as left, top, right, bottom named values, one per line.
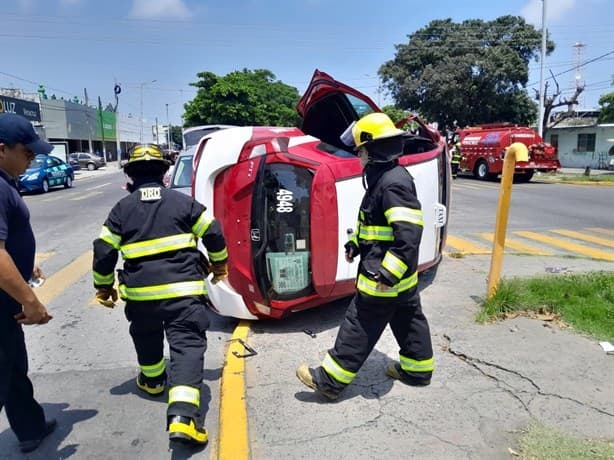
left=344, top=241, right=359, bottom=262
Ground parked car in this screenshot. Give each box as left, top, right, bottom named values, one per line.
left=19, top=154, right=74, bottom=193
left=164, top=126, right=235, bottom=190
left=68, top=155, right=81, bottom=171
left=192, top=69, right=450, bottom=320
left=70, top=152, right=106, bottom=171
left=167, top=149, right=195, bottom=195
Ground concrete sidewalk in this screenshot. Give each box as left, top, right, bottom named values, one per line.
left=244, top=255, right=614, bottom=459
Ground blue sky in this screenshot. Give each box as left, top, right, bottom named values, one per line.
left=2, top=0, right=612, bottom=128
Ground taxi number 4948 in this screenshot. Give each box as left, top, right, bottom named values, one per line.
left=276, top=189, right=294, bottom=213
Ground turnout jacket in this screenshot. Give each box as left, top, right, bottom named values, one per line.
left=347, top=162, right=423, bottom=298
left=92, top=181, right=227, bottom=301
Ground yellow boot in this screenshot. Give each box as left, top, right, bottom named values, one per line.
left=168, top=416, right=208, bottom=445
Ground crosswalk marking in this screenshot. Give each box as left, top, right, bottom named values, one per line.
left=445, top=235, right=491, bottom=254
left=476, top=233, right=553, bottom=255
left=550, top=229, right=614, bottom=249
left=70, top=191, right=102, bottom=201
left=586, top=227, right=614, bottom=238
left=40, top=195, right=66, bottom=202
left=513, top=231, right=614, bottom=261
left=86, top=182, right=111, bottom=191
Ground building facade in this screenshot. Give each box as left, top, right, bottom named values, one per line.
left=1, top=88, right=155, bottom=161
left=546, top=115, right=614, bottom=169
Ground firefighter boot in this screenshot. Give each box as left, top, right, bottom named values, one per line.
left=168, top=416, right=208, bottom=445
left=136, top=371, right=167, bottom=396
left=296, top=365, right=339, bottom=400
left=385, top=362, right=431, bottom=387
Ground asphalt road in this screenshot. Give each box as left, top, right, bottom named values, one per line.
left=0, top=170, right=612, bottom=458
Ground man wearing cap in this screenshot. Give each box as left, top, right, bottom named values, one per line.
left=0, top=113, right=57, bottom=452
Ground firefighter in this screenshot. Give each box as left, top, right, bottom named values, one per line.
left=450, top=141, right=462, bottom=179
left=92, top=144, right=228, bottom=445
left=296, top=113, right=434, bottom=399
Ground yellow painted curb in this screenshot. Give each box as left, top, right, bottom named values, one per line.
left=37, top=251, right=93, bottom=305
left=216, top=320, right=251, bottom=460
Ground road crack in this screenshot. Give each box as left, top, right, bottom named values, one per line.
left=442, top=334, right=614, bottom=418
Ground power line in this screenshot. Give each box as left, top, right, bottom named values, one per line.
left=527, top=49, right=614, bottom=87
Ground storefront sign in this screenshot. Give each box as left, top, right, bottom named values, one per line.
left=0, top=95, right=41, bottom=121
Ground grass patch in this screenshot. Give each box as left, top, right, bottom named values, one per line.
left=517, top=423, right=614, bottom=459
left=558, top=174, right=614, bottom=183
left=478, top=271, right=614, bottom=341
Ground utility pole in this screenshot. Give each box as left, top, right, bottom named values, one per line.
left=98, top=96, right=107, bottom=161
left=166, top=103, right=171, bottom=150
left=139, top=79, right=157, bottom=143
left=84, top=88, right=93, bottom=153
left=155, top=117, right=159, bottom=144
left=537, top=0, right=547, bottom=137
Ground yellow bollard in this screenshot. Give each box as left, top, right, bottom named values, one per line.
left=486, top=142, right=529, bottom=298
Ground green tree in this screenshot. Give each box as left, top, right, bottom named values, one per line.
left=170, top=126, right=183, bottom=147
left=379, top=16, right=554, bottom=131
left=183, top=69, right=301, bottom=127
left=597, top=78, right=614, bottom=123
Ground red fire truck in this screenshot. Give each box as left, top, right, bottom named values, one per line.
left=455, top=123, right=560, bottom=181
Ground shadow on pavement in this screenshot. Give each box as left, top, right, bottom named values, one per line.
left=293, top=349, right=397, bottom=403
left=0, top=402, right=97, bottom=459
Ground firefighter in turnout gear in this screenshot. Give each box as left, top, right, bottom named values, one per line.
left=92, top=144, right=228, bottom=445
left=297, top=113, right=434, bottom=399
left=450, top=141, right=462, bottom=179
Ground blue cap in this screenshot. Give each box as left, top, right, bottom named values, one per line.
left=0, top=113, right=53, bottom=155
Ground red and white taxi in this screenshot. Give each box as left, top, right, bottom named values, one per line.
left=193, top=70, right=450, bottom=319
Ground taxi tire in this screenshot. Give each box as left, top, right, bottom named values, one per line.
left=41, top=179, right=49, bottom=193
left=87, top=163, right=96, bottom=171
left=65, top=175, right=73, bottom=188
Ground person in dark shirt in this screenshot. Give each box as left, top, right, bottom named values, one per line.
left=0, top=113, right=57, bottom=453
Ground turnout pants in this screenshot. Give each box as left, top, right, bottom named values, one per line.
left=314, top=290, right=433, bottom=394
left=125, top=296, right=210, bottom=422
left=0, top=309, right=46, bottom=442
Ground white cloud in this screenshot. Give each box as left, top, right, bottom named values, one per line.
left=130, top=0, right=191, bottom=20
left=521, top=0, right=578, bottom=26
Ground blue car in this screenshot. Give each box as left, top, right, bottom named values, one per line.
left=19, top=154, right=74, bottom=193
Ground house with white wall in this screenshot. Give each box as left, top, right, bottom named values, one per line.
left=545, top=111, right=614, bottom=169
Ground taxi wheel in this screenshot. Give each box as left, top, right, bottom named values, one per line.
left=65, top=175, right=73, bottom=188
left=87, top=163, right=96, bottom=171
left=41, top=179, right=49, bottom=193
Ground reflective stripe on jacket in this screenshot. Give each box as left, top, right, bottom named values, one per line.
left=92, top=181, right=227, bottom=301
left=349, top=163, right=423, bottom=298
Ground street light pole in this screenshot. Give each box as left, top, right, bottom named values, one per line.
left=537, top=0, right=547, bottom=137
left=166, top=103, right=171, bottom=150
left=139, top=79, right=157, bottom=143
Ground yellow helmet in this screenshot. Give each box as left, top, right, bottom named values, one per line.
left=124, top=144, right=169, bottom=175
left=351, top=112, right=404, bottom=148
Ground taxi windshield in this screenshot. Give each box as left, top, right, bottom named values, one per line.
left=251, top=162, right=314, bottom=301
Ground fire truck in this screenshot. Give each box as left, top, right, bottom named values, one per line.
left=192, top=70, right=450, bottom=319
left=455, top=123, right=560, bottom=181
